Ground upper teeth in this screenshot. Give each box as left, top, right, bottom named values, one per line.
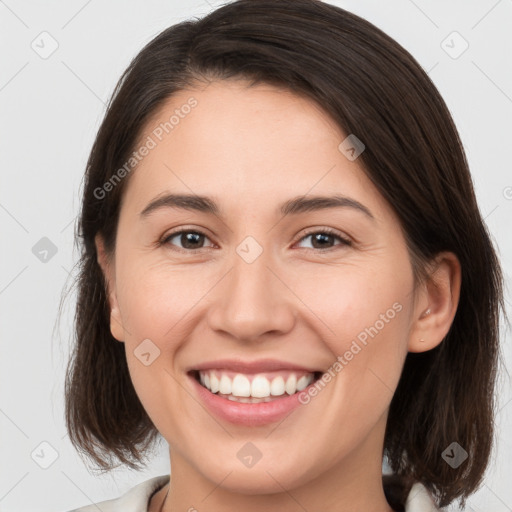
left=198, top=370, right=315, bottom=398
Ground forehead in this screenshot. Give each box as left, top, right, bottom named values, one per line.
left=137, top=79, right=344, bottom=162
left=121, top=80, right=390, bottom=221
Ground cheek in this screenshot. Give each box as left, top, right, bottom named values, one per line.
left=115, top=259, right=208, bottom=339
left=295, top=261, right=410, bottom=340
left=292, top=260, right=412, bottom=398
left=117, top=263, right=198, bottom=427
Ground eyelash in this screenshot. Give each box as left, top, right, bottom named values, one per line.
left=158, top=227, right=352, bottom=253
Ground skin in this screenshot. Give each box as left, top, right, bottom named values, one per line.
left=96, top=80, right=461, bottom=512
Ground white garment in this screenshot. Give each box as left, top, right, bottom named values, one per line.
left=66, top=474, right=441, bottom=512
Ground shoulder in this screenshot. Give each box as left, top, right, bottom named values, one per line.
left=384, top=474, right=442, bottom=511
left=64, top=473, right=440, bottom=511
left=64, top=474, right=170, bottom=512
left=405, top=482, right=442, bottom=512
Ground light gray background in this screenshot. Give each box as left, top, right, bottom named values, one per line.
left=1, top=1, right=511, bottom=511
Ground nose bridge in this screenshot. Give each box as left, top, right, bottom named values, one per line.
left=207, top=241, right=295, bottom=341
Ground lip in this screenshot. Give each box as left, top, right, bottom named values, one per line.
left=188, top=371, right=320, bottom=426
left=188, top=358, right=321, bottom=374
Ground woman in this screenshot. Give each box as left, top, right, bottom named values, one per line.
left=63, top=0, right=504, bottom=511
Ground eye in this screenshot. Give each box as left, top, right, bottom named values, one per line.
left=160, top=229, right=215, bottom=251
left=159, top=227, right=352, bottom=253
left=295, top=228, right=352, bottom=250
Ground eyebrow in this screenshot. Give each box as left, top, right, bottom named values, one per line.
left=139, top=193, right=375, bottom=221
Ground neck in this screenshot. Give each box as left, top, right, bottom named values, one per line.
left=159, top=416, right=395, bottom=512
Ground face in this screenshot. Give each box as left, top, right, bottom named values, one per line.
left=98, top=80, right=427, bottom=494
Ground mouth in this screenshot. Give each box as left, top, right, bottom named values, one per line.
left=188, top=369, right=324, bottom=403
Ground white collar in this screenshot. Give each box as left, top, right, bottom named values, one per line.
left=67, top=474, right=441, bottom=511
left=405, top=482, right=441, bottom=511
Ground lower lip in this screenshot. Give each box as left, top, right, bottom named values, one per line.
left=188, top=373, right=316, bottom=426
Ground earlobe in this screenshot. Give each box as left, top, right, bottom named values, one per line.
left=408, top=252, right=461, bottom=353
left=94, top=233, right=125, bottom=343
left=108, top=296, right=125, bottom=343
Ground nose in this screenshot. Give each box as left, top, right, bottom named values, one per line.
left=207, top=249, right=296, bottom=342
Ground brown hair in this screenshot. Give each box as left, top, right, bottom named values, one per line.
left=63, top=0, right=505, bottom=509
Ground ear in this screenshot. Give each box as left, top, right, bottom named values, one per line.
left=408, top=251, right=461, bottom=353
left=95, top=233, right=125, bottom=343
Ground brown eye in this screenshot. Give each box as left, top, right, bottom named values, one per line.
left=296, top=229, right=352, bottom=250
left=162, top=230, right=214, bottom=251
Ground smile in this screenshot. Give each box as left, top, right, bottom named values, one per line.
left=192, top=369, right=322, bottom=403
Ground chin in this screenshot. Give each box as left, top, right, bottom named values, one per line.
left=198, top=456, right=318, bottom=495
left=209, top=471, right=297, bottom=495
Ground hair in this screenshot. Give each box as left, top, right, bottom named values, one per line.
left=63, top=0, right=505, bottom=509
